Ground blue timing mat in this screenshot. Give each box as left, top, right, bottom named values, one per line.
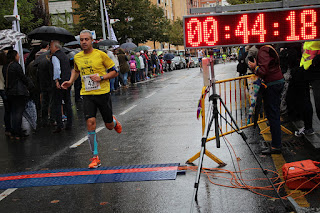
left=0, top=163, right=181, bottom=189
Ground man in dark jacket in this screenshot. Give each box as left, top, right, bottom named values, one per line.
left=248, top=45, right=284, bottom=154
left=50, top=40, right=72, bottom=133
left=35, top=49, right=54, bottom=127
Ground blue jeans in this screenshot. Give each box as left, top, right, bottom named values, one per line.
left=0, top=90, right=11, bottom=132
left=120, top=72, right=128, bottom=86
left=263, top=82, right=284, bottom=148
left=110, top=78, right=115, bottom=91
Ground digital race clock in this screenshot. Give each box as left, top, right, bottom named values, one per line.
left=183, top=6, right=320, bottom=48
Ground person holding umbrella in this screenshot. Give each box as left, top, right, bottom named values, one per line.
left=61, top=30, right=122, bottom=169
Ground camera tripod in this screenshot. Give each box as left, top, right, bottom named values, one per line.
left=190, top=57, right=289, bottom=212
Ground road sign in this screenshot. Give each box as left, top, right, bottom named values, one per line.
left=184, top=6, right=320, bottom=48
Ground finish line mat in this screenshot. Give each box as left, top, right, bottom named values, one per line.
left=0, top=163, right=180, bottom=189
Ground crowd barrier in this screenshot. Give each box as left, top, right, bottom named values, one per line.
left=187, top=74, right=292, bottom=165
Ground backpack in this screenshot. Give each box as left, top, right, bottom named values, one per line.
left=130, top=62, right=136, bottom=70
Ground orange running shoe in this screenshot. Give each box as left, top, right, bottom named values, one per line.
left=88, top=156, right=101, bottom=169
left=113, top=116, right=122, bottom=134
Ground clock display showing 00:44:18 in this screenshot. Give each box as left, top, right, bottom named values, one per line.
left=184, top=7, right=320, bottom=48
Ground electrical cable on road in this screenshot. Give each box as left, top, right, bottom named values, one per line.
left=184, top=132, right=320, bottom=201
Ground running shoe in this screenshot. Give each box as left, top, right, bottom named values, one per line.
left=88, top=156, right=101, bottom=169
left=294, top=127, right=315, bottom=137
left=62, top=115, right=67, bottom=122
left=113, top=116, right=122, bottom=133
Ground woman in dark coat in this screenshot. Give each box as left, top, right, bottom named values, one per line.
left=3, top=50, right=32, bottom=140
left=117, top=48, right=129, bottom=87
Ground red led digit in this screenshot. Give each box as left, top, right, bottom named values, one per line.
left=186, top=18, right=202, bottom=47
left=286, top=11, right=300, bottom=41
left=301, top=9, right=317, bottom=40
left=235, top=15, right=249, bottom=44
left=250, top=14, right=266, bottom=43
left=203, top=17, right=219, bottom=45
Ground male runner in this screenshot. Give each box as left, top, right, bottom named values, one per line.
left=61, top=30, right=122, bottom=168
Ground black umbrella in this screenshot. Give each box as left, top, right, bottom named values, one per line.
left=28, top=26, right=76, bottom=43
left=120, top=42, right=137, bottom=51
left=163, top=53, right=175, bottom=60
left=64, top=40, right=80, bottom=47
left=98, top=39, right=118, bottom=46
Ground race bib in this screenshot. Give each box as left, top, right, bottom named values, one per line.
left=83, top=74, right=101, bottom=91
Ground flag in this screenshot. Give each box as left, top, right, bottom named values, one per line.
left=110, top=26, right=119, bottom=48
left=103, top=0, right=119, bottom=48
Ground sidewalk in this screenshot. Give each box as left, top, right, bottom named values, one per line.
left=257, top=91, right=320, bottom=211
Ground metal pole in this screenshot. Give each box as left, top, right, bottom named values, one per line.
left=99, top=0, right=106, bottom=40
left=16, top=20, right=25, bottom=73
left=103, top=0, right=111, bottom=39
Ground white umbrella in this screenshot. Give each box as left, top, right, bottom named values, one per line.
left=0, top=29, right=26, bottom=50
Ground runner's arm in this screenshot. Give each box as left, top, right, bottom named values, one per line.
left=90, top=66, right=118, bottom=82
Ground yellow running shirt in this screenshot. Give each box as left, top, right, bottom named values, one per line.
left=74, top=49, right=115, bottom=95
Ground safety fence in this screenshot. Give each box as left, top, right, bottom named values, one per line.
left=203, top=74, right=267, bottom=142
left=187, top=74, right=267, bottom=165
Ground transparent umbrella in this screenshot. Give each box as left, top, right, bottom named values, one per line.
left=120, top=42, right=137, bottom=51
left=0, top=29, right=26, bottom=50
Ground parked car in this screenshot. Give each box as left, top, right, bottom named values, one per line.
left=163, top=60, right=175, bottom=71
left=172, top=56, right=186, bottom=70
left=191, top=57, right=199, bottom=67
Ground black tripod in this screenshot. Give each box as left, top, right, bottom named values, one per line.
left=190, top=57, right=290, bottom=212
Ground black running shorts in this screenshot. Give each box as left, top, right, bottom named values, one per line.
left=83, top=93, right=113, bottom=123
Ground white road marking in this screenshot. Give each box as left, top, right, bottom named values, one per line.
left=119, top=105, right=137, bottom=115
left=0, top=188, right=17, bottom=201
left=69, top=126, right=105, bottom=148
left=145, top=92, right=156, bottom=99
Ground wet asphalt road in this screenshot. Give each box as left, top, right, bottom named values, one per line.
left=0, top=62, right=289, bottom=213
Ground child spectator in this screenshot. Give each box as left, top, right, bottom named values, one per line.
left=129, top=55, right=137, bottom=84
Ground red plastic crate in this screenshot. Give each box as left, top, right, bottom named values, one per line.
left=282, top=160, right=320, bottom=190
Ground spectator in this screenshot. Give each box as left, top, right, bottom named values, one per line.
left=139, top=51, right=146, bottom=81
left=50, top=40, right=72, bottom=133
left=151, top=50, right=158, bottom=77
left=0, top=51, right=10, bottom=136
left=107, top=48, right=120, bottom=92
left=34, top=46, right=54, bottom=127
left=294, top=41, right=320, bottom=137
left=129, top=55, right=137, bottom=84
left=248, top=45, right=284, bottom=154
left=3, top=50, right=33, bottom=140
left=117, top=48, right=129, bottom=87
left=134, top=52, right=141, bottom=82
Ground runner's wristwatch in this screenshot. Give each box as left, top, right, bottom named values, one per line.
left=100, top=76, right=104, bottom=80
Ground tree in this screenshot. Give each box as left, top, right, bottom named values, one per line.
left=147, top=4, right=170, bottom=49
left=168, top=18, right=184, bottom=48
left=227, top=0, right=280, bottom=5
left=73, top=0, right=169, bottom=44
left=0, top=0, right=45, bottom=34
left=73, top=0, right=101, bottom=37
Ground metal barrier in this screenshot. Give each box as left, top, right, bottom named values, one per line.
left=188, top=73, right=294, bottom=164
left=187, top=74, right=293, bottom=164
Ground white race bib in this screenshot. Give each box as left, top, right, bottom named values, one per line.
left=83, top=74, right=101, bottom=91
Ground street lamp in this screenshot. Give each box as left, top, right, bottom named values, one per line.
left=4, top=15, right=20, bottom=22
